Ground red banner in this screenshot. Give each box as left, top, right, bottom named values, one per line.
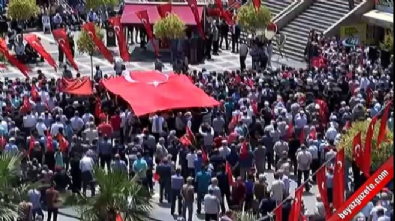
left=363, top=116, right=378, bottom=177
left=316, top=166, right=331, bottom=219
left=157, top=3, right=172, bottom=18
left=52, top=28, right=79, bottom=71
left=0, top=38, right=30, bottom=78
left=186, top=0, right=205, bottom=39
left=252, top=0, right=260, bottom=10
left=135, top=10, right=159, bottom=56
left=333, top=148, right=345, bottom=210
left=328, top=156, right=394, bottom=221
left=108, top=16, right=130, bottom=62
left=376, top=100, right=393, bottom=148
left=82, top=23, right=114, bottom=64
left=289, top=186, right=304, bottom=221
left=311, top=56, right=326, bottom=68
left=24, top=34, right=57, bottom=71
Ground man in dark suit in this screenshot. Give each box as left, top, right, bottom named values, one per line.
left=219, top=19, right=229, bottom=50
left=231, top=24, right=240, bottom=53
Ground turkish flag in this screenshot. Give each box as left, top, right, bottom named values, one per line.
left=186, top=0, right=205, bottom=39
left=201, top=148, right=208, bottom=163
left=289, top=186, right=304, bottom=221
left=352, top=131, right=363, bottom=167
left=29, top=136, right=35, bottom=155
left=240, top=141, right=248, bottom=160
left=179, top=135, right=192, bottom=146
left=308, top=127, right=317, bottom=140
left=46, top=133, right=53, bottom=152
left=316, top=166, right=331, bottom=219
left=153, top=172, right=160, bottom=181
left=82, top=23, right=114, bottom=64
left=222, top=10, right=235, bottom=25
left=31, top=84, right=39, bottom=101
left=108, top=16, right=130, bottom=62
left=252, top=0, right=260, bottom=10
left=376, top=100, right=393, bottom=149
left=52, top=28, right=79, bottom=71
left=273, top=204, right=282, bottom=221
left=363, top=116, right=378, bottom=177
left=0, top=39, right=30, bottom=78
left=57, top=133, right=69, bottom=152
left=23, top=96, right=31, bottom=110
left=215, top=0, right=224, bottom=12
left=135, top=10, right=159, bottom=56
left=366, top=87, right=373, bottom=106
left=24, top=34, right=57, bottom=71
left=312, top=56, right=326, bottom=68
left=186, top=126, right=196, bottom=144
left=333, top=148, right=345, bottom=210
left=287, top=121, right=294, bottom=140
left=225, top=162, right=234, bottom=185
left=299, top=129, right=305, bottom=144
left=157, top=3, right=172, bottom=18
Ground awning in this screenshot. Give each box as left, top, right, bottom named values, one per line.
left=121, top=3, right=204, bottom=25
left=363, top=10, right=393, bottom=29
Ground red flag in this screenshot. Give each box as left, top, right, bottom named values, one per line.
left=186, top=0, right=205, bottom=39
left=52, top=28, right=79, bottom=71
left=179, top=135, right=192, bottom=146
left=240, top=141, right=248, bottom=160
left=29, top=136, right=35, bottom=155
left=252, top=0, right=261, bottom=10
left=352, top=131, right=363, bottom=168
left=31, top=84, right=39, bottom=101
left=273, top=204, right=282, bottom=221
left=376, top=100, right=392, bottom=149
left=0, top=39, right=30, bottom=78
left=316, top=166, right=331, bottom=219
left=24, top=34, right=57, bottom=71
left=228, top=114, right=240, bottom=131
left=108, top=17, right=130, bottom=62
left=289, top=186, right=304, bottom=221
left=287, top=121, right=294, bottom=140
left=344, top=121, right=351, bottom=130
left=0, top=135, right=6, bottom=150
left=82, top=23, right=114, bottom=64
left=299, top=130, right=305, bottom=144
left=308, top=127, right=317, bottom=140
left=186, top=126, right=196, bottom=144
left=201, top=148, right=208, bottom=163
left=366, top=87, right=373, bottom=106
left=363, top=117, right=378, bottom=177
left=222, top=10, right=235, bottom=25
left=57, top=133, right=69, bottom=152
left=115, top=214, right=123, bottom=221
left=95, top=97, right=102, bottom=118
left=23, top=96, right=31, bottom=110
left=333, top=148, right=345, bottom=210
left=46, top=134, right=53, bottom=152
left=225, top=161, right=234, bottom=185
left=153, top=172, right=160, bottom=181
left=135, top=10, right=159, bottom=56
left=157, top=3, right=172, bottom=18
left=215, top=0, right=224, bottom=12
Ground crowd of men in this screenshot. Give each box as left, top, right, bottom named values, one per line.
left=0, top=5, right=392, bottom=220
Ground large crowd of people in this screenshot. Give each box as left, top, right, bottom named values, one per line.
left=0, top=2, right=392, bottom=221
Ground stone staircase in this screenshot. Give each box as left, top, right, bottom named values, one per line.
left=239, top=0, right=294, bottom=40
left=274, top=0, right=362, bottom=61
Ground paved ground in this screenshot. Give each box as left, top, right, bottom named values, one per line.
left=1, top=30, right=306, bottom=79
left=9, top=30, right=313, bottom=220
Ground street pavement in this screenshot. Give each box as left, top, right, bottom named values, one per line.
left=11, top=30, right=315, bottom=220
left=1, top=30, right=306, bottom=79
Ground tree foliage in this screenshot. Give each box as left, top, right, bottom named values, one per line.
left=64, top=167, right=153, bottom=221
left=7, top=0, right=40, bottom=21
left=154, top=14, right=186, bottom=39
left=0, top=154, right=33, bottom=221
left=77, top=25, right=104, bottom=56
left=338, top=120, right=393, bottom=170
left=380, top=29, right=393, bottom=54
left=85, top=0, right=119, bottom=11
left=236, top=4, right=271, bottom=34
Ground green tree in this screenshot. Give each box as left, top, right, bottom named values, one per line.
left=77, top=25, right=104, bottom=78
left=7, top=0, right=40, bottom=21
left=85, top=0, right=119, bottom=11
left=154, top=14, right=186, bottom=39
left=64, top=167, right=153, bottom=221
left=236, top=4, right=271, bottom=34
left=338, top=120, right=393, bottom=170
left=0, top=154, right=32, bottom=221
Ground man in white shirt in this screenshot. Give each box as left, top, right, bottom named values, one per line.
left=150, top=113, right=165, bottom=141
left=23, top=111, right=38, bottom=134
left=270, top=172, right=284, bottom=204
left=50, top=116, right=64, bottom=136
left=70, top=111, right=84, bottom=134
left=35, top=117, right=47, bottom=136
left=239, top=40, right=248, bottom=71
left=186, top=150, right=197, bottom=177
left=80, top=154, right=95, bottom=196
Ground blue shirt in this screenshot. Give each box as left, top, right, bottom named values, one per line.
left=4, top=143, right=18, bottom=154
left=194, top=157, right=202, bottom=173
left=195, top=171, right=210, bottom=193
left=171, top=174, right=184, bottom=190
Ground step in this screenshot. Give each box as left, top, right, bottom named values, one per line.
left=297, top=14, right=339, bottom=26
left=283, top=23, right=314, bottom=35
left=313, top=1, right=351, bottom=12
left=289, top=18, right=331, bottom=32
left=307, top=6, right=347, bottom=19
